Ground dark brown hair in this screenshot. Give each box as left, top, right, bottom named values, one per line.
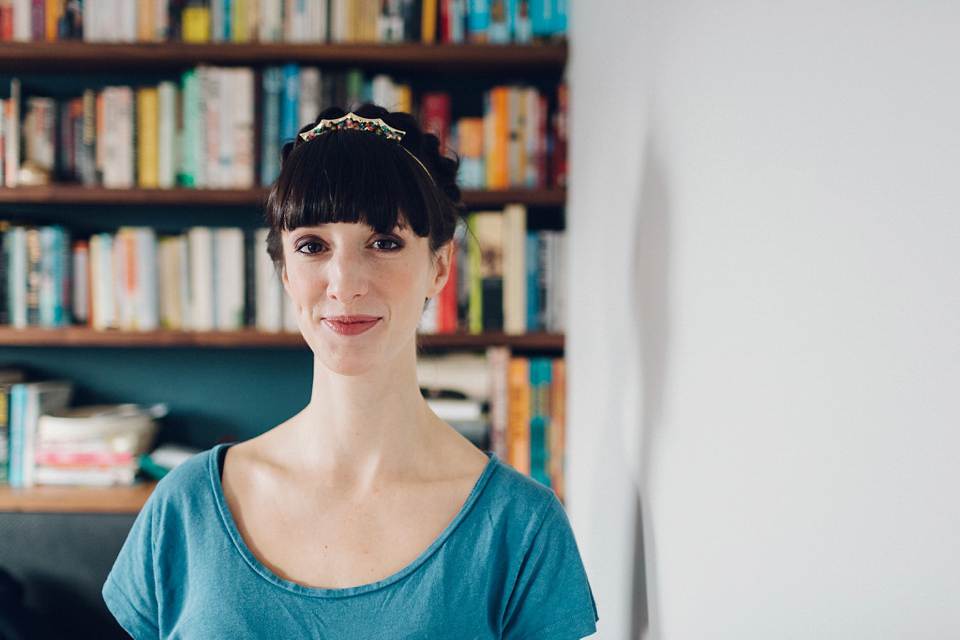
left=265, top=104, right=463, bottom=268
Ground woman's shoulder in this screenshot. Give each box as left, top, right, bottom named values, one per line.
left=480, top=455, right=567, bottom=521
left=145, top=444, right=222, bottom=508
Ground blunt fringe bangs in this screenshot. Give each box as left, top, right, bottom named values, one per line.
left=267, top=129, right=452, bottom=254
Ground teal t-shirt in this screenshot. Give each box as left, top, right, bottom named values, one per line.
left=103, top=444, right=597, bottom=639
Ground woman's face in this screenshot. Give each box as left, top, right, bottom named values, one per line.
left=281, top=221, right=450, bottom=377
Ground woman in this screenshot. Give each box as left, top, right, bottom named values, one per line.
left=103, top=105, right=597, bottom=638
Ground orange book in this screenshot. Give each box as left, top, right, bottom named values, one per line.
left=484, top=85, right=510, bottom=189
left=44, top=0, right=59, bottom=40
left=549, top=357, right=566, bottom=501
left=506, top=356, right=531, bottom=475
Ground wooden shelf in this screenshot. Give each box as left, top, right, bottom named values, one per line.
left=0, top=326, right=563, bottom=350
left=0, top=41, right=567, bottom=74
left=0, top=185, right=565, bottom=208
left=0, top=482, right=155, bottom=513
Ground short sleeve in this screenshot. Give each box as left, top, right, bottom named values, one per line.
left=102, top=490, right=161, bottom=639
left=502, top=496, right=598, bottom=639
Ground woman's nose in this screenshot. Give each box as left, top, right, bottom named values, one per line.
left=326, top=250, right=368, bottom=302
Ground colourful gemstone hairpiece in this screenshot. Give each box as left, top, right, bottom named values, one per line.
left=299, top=113, right=406, bottom=142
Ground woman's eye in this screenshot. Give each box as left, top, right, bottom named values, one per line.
left=296, top=241, right=324, bottom=254
left=372, top=237, right=403, bottom=251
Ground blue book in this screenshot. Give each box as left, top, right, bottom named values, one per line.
left=260, top=66, right=284, bottom=186
left=488, top=0, right=512, bottom=43
left=529, top=0, right=552, bottom=38
left=281, top=63, right=301, bottom=147
left=8, top=384, right=26, bottom=486
left=525, top=231, right=540, bottom=331
left=528, top=358, right=551, bottom=487
left=467, top=0, right=490, bottom=41
left=553, top=0, right=566, bottom=37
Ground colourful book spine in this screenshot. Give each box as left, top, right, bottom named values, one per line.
left=182, top=0, right=211, bottom=42
left=549, top=356, right=565, bottom=501
left=506, top=356, right=530, bottom=475
left=528, top=357, right=551, bottom=487
left=4, top=78, right=19, bottom=187
left=486, top=345, right=510, bottom=460
left=281, top=63, right=300, bottom=145
left=179, top=68, right=202, bottom=187
left=525, top=231, right=540, bottom=331
left=501, top=203, right=526, bottom=335
left=260, top=66, right=284, bottom=186
left=484, top=85, right=510, bottom=189
left=466, top=0, right=489, bottom=42
left=137, top=86, right=160, bottom=188
left=421, top=0, right=437, bottom=43
left=8, top=383, right=26, bottom=486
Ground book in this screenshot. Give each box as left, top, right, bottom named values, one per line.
left=157, top=80, right=179, bottom=188
left=466, top=0, right=488, bottom=42
left=8, top=379, right=74, bottom=488
left=179, top=68, right=203, bottom=187
left=187, top=226, right=215, bottom=331
left=260, top=66, right=283, bottom=186
left=483, top=85, right=510, bottom=189
left=254, top=228, right=283, bottom=332
left=136, top=86, right=160, bottom=188
left=182, top=0, right=211, bottom=42
left=501, top=203, right=526, bottom=335
left=468, top=211, right=504, bottom=333
left=4, top=78, right=19, bottom=187
left=505, top=356, right=530, bottom=474
left=421, top=0, right=437, bottom=42
left=72, top=239, right=89, bottom=325
left=0, top=368, right=26, bottom=485
left=486, top=345, right=509, bottom=460
left=549, top=356, right=565, bottom=500
left=420, top=91, right=452, bottom=155
left=528, top=356, right=551, bottom=486
left=215, top=227, right=245, bottom=330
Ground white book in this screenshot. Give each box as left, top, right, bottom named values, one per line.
left=298, top=67, right=322, bottom=132
left=81, top=0, right=97, bottom=41
left=6, top=226, right=27, bottom=328
left=89, top=233, right=117, bottom=330
left=231, top=68, right=255, bottom=188
left=72, top=241, right=89, bottom=325
left=215, top=227, right=245, bottom=330
left=118, top=0, right=137, bottom=42
left=371, top=75, right=398, bottom=111
left=102, top=87, right=135, bottom=189
left=284, top=0, right=305, bottom=41
left=154, top=0, right=170, bottom=39
left=307, top=0, right=328, bottom=42
left=188, top=227, right=215, bottom=331
left=254, top=228, right=284, bottom=332
left=12, top=0, right=30, bottom=41
left=502, top=203, right=527, bottom=335
left=113, top=228, right=133, bottom=329
left=259, top=0, right=283, bottom=41
left=329, top=0, right=349, bottom=43
left=135, top=227, right=160, bottom=330
left=157, top=81, right=179, bottom=189
left=419, top=296, right=438, bottom=334
left=177, top=234, right=192, bottom=329
left=204, top=68, right=225, bottom=188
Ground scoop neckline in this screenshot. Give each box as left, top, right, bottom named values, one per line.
left=207, top=442, right=498, bottom=598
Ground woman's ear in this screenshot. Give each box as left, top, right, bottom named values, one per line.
left=427, top=242, right=454, bottom=299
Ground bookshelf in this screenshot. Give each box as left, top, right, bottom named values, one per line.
left=0, top=40, right=568, bottom=514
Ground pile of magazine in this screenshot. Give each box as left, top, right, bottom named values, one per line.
left=33, top=403, right=165, bottom=487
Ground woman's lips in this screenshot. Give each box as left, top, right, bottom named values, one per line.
left=322, top=315, right=380, bottom=336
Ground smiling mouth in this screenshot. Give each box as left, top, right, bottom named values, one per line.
left=322, top=315, right=381, bottom=336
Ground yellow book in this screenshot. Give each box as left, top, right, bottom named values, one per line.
left=231, top=0, right=248, bottom=42
left=182, top=5, right=211, bottom=43
left=136, top=87, right=159, bottom=189
left=45, top=0, right=60, bottom=41
left=421, top=0, right=437, bottom=43
left=506, top=357, right=531, bottom=475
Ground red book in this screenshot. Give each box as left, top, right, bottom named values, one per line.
left=420, top=91, right=452, bottom=155
left=0, top=0, right=13, bottom=40
left=550, top=82, right=568, bottom=188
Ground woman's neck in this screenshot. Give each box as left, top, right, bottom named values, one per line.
left=291, top=354, right=435, bottom=485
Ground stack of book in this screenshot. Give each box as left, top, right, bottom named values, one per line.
left=32, top=403, right=163, bottom=487
left=0, top=0, right=567, bottom=45
left=487, top=347, right=566, bottom=500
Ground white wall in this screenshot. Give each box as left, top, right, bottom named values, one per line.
left=566, top=3, right=960, bottom=638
